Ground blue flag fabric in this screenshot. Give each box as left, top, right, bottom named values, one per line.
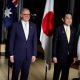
left=3, top=0, right=18, bottom=28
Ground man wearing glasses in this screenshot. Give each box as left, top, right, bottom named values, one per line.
left=9, top=8, right=37, bottom=80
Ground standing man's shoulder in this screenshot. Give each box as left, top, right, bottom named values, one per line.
left=12, top=21, right=20, bottom=26
left=71, top=26, right=76, bottom=32
left=14, top=21, right=21, bottom=25
left=55, top=25, right=63, bottom=32
left=29, top=22, right=37, bottom=30
left=11, top=21, right=21, bottom=31
left=30, top=22, right=36, bottom=26
left=12, top=21, right=22, bottom=28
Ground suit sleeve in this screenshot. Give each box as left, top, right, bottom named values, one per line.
left=52, top=27, right=59, bottom=57
left=9, top=23, right=16, bottom=56
left=33, top=24, right=37, bottom=56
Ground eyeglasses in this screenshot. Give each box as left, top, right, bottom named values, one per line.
left=22, top=14, right=30, bottom=16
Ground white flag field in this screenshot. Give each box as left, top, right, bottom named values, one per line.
left=77, top=36, right=80, bottom=60
left=40, top=0, right=54, bottom=69
left=77, top=24, right=80, bottom=60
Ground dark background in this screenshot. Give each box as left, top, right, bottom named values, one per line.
left=0, top=0, right=80, bottom=43
left=23, top=0, right=80, bottom=42
left=0, top=0, right=80, bottom=57
left=0, top=0, right=3, bottom=43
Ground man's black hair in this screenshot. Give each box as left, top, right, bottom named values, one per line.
left=62, top=12, right=72, bottom=19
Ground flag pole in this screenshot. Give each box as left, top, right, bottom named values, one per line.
left=18, top=0, right=23, bottom=20
left=40, top=0, right=54, bottom=79
left=0, top=0, right=7, bottom=68
left=45, top=66, right=47, bottom=80
left=2, top=0, right=7, bottom=43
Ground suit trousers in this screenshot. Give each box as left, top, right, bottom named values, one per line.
left=12, top=57, right=31, bottom=80
left=53, top=60, right=71, bottom=80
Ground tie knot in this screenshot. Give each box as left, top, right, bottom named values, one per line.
left=25, top=22, right=27, bottom=25
left=66, top=27, right=70, bottom=32
left=25, top=22, right=28, bottom=27
left=24, top=22, right=29, bottom=27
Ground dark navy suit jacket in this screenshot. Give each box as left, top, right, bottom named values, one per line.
left=53, top=25, right=76, bottom=63
left=9, top=21, right=37, bottom=62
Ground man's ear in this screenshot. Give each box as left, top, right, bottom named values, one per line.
left=62, top=18, right=64, bottom=22
left=20, top=14, right=22, bottom=18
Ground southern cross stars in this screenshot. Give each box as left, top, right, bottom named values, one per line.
left=4, top=8, right=12, bottom=18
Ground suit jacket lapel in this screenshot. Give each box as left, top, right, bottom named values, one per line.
left=28, top=22, right=32, bottom=40
left=62, top=26, right=68, bottom=42
left=19, top=21, right=26, bottom=41
left=69, top=26, right=73, bottom=43
left=62, top=26, right=68, bottom=43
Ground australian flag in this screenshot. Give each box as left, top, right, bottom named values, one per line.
left=3, top=0, right=18, bottom=28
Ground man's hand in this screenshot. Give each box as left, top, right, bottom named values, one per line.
left=73, top=57, right=77, bottom=63
left=53, top=57, right=57, bottom=63
left=10, top=56, right=14, bottom=63
left=32, top=56, right=36, bottom=62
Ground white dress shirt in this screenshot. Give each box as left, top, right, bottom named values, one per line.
left=21, top=20, right=29, bottom=40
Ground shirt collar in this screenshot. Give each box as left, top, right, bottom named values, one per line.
left=64, top=24, right=70, bottom=30
left=21, top=20, right=29, bottom=24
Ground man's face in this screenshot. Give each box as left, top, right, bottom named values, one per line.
left=20, top=9, right=30, bottom=22
left=63, top=14, right=72, bottom=26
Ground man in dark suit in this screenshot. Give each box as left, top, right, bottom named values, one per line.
left=52, top=12, right=77, bottom=80
left=9, top=8, right=37, bottom=80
